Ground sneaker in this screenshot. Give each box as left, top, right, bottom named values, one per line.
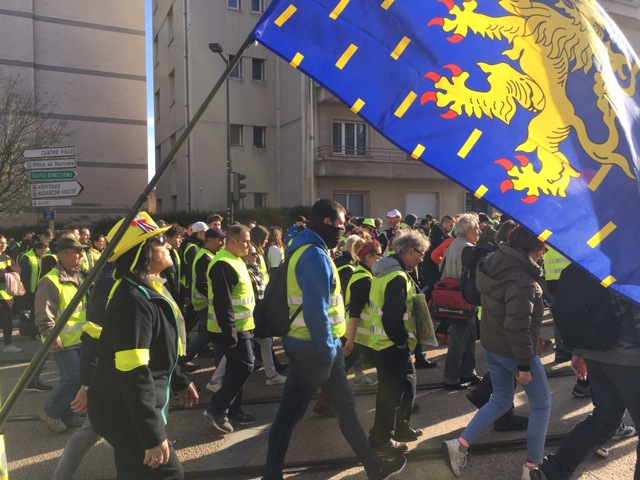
left=230, top=412, right=256, bottom=425
left=181, top=361, right=201, bottom=373
left=595, top=446, right=609, bottom=458
left=613, top=423, right=636, bottom=439
left=370, top=455, right=407, bottom=480
left=460, top=375, right=482, bottom=386
left=554, top=349, right=572, bottom=363
left=414, top=358, right=438, bottom=369
left=266, top=374, right=287, bottom=386
left=436, top=333, right=450, bottom=345
left=39, top=411, right=67, bottom=433
left=530, top=469, right=548, bottom=480
left=372, top=439, right=409, bottom=454
left=25, top=381, right=53, bottom=392
left=522, top=463, right=539, bottom=480
left=203, top=409, right=233, bottom=434
left=442, top=439, right=467, bottom=477
left=205, top=380, right=222, bottom=393
left=571, top=384, right=592, bottom=398
left=64, top=415, right=85, bottom=428
left=393, top=422, right=424, bottom=442
left=3, top=344, right=22, bottom=353
left=353, top=374, right=378, bottom=387
left=274, top=361, right=289, bottom=373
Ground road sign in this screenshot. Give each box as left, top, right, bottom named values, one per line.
left=30, top=181, right=84, bottom=199
left=23, top=146, right=75, bottom=159
left=29, top=170, right=77, bottom=181
left=31, top=199, right=73, bottom=207
left=42, top=210, right=55, bottom=220
left=23, top=158, right=77, bottom=170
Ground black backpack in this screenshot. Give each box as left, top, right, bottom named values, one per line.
left=553, top=263, right=620, bottom=350
left=254, top=251, right=302, bottom=338
left=460, top=243, right=498, bottom=306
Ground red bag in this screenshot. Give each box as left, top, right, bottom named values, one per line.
left=429, top=277, right=475, bottom=322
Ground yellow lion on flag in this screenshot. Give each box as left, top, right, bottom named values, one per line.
left=424, top=0, right=639, bottom=203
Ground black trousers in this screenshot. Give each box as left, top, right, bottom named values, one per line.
left=105, top=432, right=183, bottom=480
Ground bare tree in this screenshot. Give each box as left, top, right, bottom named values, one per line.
left=0, top=74, right=70, bottom=214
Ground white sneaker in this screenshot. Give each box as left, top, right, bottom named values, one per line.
left=3, top=344, right=22, bottom=353
left=442, top=439, right=467, bottom=477
left=596, top=446, right=609, bottom=458
left=353, top=373, right=378, bottom=387
left=266, top=374, right=286, bottom=385
left=522, top=463, right=537, bottom=480
left=614, top=423, right=636, bottom=439
left=205, top=380, right=221, bottom=393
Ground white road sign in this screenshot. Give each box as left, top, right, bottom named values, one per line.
left=31, top=199, right=73, bottom=207
left=23, top=146, right=75, bottom=158
left=30, top=181, right=84, bottom=199
left=24, top=158, right=77, bottom=170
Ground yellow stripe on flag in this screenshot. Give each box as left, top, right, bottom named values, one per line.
left=601, top=275, right=616, bottom=288
left=474, top=185, right=488, bottom=199
left=351, top=98, right=365, bottom=114
left=587, top=221, right=616, bottom=248
left=274, top=5, right=297, bottom=26
left=458, top=129, right=482, bottom=158
left=390, top=36, right=411, bottom=60
left=394, top=91, right=417, bottom=118
left=411, top=144, right=425, bottom=160
left=330, top=0, right=350, bottom=19
left=336, top=44, right=358, bottom=70
left=381, top=0, right=395, bottom=9
left=538, top=229, right=552, bottom=242
left=290, top=52, right=304, bottom=68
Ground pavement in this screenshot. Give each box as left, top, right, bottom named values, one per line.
left=0, top=312, right=637, bottom=480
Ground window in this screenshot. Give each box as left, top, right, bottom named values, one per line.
left=167, top=6, right=174, bottom=45
left=153, top=34, right=159, bottom=66
left=154, top=89, right=160, bottom=120
left=230, top=124, right=244, bottom=146
left=253, top=126, right=266, bottom=148
left=332, top=121, right=367, bottom=155
left=251, top=0, right=264, bottom=13
left=252, top=58, right=265, bottom=81
left=228, top=0, right=241, bottom=10
left=229, top=55, right=243, bottom=79
left=155, top=145, right=161, bottom=170
left=253, top=193, right=266, bottom=208
left=168, top=69, right=175, bottom=106
left=171, top=195, right=177, bottom=211
left=333, top=193, right=364, bottom=216
left=465, top=191, right=490, bottom=214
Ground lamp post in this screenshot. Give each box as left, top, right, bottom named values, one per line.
left=208, top=42, right=232, bottom=226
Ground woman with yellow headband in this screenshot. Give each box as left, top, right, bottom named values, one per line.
left=88, top=212, right=199, bottom=479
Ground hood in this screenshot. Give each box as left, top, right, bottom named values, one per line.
left=476, top=243, right=544, bottom=295
left=371, top=255, right=402, bottom=277
left=286, top=228, right=327, bottom=257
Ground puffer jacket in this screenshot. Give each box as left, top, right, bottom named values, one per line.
left=476, top=243, right=544, bottom=370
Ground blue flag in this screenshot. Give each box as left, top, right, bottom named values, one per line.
left=253, top=0, right=640, bottom=304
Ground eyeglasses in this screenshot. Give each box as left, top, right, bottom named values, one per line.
left=247, top=252, right=258, bottom=257
left=150, top=235, right=166, bottom=246
left=373, top=252, right=383, bottom=257
left=413, top=248, right=425, bottom=258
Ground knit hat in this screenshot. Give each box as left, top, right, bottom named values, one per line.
left=106, top=212, right=170, bottom=262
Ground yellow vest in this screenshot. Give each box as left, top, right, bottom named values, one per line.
left=0, top=256, right=12, bottom=300
left=24, top=250, right=40, bottom=293
left=287, top=245, right=346, bottom=341
left=369, top=269, right=417, bottom=351
left=191, top=248, right=216, bottom=311
left=345, top=265, right=373, bottom=347
left=41, top=268, right=87, bottom=347
left=206, top=249, right=255, bottom=333
left=544, top=247, right=570, bottom=281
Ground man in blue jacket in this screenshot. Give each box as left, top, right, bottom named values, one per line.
left=264, top=199, right=406, bottom=480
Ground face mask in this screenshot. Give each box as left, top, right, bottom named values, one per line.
left=314, top=223, right=345, bottom=249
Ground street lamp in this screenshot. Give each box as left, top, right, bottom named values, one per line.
left=208, top=42, right=232, bottom=226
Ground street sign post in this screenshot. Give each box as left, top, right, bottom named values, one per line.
left=42, top=210, right=55, bottom=220
left=30, top=181, right=84, bottom=199
left=31, top=199, right=73, bottom=207
left=29, top=170, right=77, bottom=181
left=23, top=146, right=75, bottom=159
left=23, top=158, right=77, bottom=170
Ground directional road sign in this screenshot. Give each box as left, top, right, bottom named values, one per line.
left=23, top=158, right=76, bottom=170
left=30, top=181, right=84, bottom=199
left=31, top=199, right=73, bottom=207
left=29, top=170, right=77, bottom=181
left=23, top=146, right=75, bottom=159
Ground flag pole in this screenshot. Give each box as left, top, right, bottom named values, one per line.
left=0, top=34, right=256, bottom=430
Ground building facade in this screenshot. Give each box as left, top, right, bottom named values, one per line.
left=0, top=1, right=147, bottom=225
left=153, top=0, right=640, bottom=222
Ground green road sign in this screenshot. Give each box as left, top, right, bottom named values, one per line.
left=29, top=170, right=78, bottom=181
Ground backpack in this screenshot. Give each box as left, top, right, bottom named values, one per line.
left=460, top=243, right=498, bottom=306
left=553, top=263, right=620, bottom=350
left=253, top=249, right=302, bottom=338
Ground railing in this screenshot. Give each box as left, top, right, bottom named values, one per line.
left=316, top=145, right=413, bottom=163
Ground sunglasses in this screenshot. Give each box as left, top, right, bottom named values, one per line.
left=150, top=235, right=166, bottom=246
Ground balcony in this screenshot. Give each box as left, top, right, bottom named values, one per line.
left=315, top=145, right=445, bottom=180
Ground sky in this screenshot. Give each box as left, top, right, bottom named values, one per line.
left=145, top=0, right=155, bottom=181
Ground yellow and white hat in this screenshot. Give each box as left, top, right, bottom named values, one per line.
left=107, top=211, right=170, bottom=262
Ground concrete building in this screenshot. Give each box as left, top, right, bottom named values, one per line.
left=0, top=1, right=147, bottom=225
left=153, top=0, right=640, bottom=222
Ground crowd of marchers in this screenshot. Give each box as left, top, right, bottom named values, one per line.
left=0, top=202, right=638, bottom=480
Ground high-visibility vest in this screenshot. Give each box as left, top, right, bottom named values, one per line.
left=0, top=256, right=12, bottom=301
left=191, top=248, right=216, bottom=311
left=23, top=250, right=40, bottom=293
left=82, top=250, right=93, bottom=271
left=337, top=262, right=356, bottom=275
left=41, top=268, right=87, bottom=347
left=258, top=253, right=270, bottom=284
left=287, top=244, right=346, bottom=341
left=39, top=252, right=57, bottom=281
left=345, top=265, right=373, bottom=347
left=369, top=269, right=417, bottom=351
left=544, top=247, right=570, bottom=281
left=206, top=249, right=255, bottom=333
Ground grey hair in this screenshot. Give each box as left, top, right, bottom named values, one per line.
left=453, top=213, right=479, bottom=237
left=391, top=229, right=429, bottom=255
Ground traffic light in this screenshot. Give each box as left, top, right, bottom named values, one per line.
left=233, top=171, right=247, bottom=202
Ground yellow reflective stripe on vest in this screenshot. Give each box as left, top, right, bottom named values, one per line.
left=82, top=321, right=102, bottom=339
left=25, top=251, right=39, bottom=293
left=42, top=268, right=87, bottom=347
left=191, top=248, right=215, bottom=311
left=370, top=303, right=410, bottom=321
left=115, top=348, right=150, bottom=371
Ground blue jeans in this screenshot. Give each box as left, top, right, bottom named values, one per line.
left=182, top=310, right=214, bottom=363
left=443, top=320, right=477, bottom=385
left=461, top=349, right=551, bottom=463
left=264, top=344, right=382, bottom=479
left=45, top=348, right=81, bottom=421
left=540, top=360, right=640, bottom=479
